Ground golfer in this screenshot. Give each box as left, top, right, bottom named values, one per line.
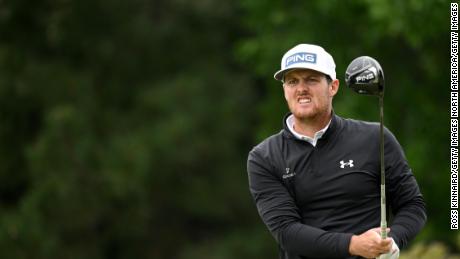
left=246, top=44, right=426, bottom=259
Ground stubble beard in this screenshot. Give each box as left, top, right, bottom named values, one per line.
left=291, top=102, right=331, bottom=125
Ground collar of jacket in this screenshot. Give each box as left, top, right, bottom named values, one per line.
left=281, top=111, right=343, bottom=143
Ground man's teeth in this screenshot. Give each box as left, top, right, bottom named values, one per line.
left=298, top=98, right=311, bottom=104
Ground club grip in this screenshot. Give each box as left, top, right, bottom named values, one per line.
left=381, top=223, right=387, bottom=239
left=380, top=184, right=387, bottom=239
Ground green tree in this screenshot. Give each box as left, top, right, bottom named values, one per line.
left=0, top=0, right=260, bottom=258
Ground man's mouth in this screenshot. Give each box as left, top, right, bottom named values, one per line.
left=298, top=97, right=311, bottom=104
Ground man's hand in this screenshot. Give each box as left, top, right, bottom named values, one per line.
left=377, top=238, right=400, bottom=259
left=348, top=228, right=393, bottom=259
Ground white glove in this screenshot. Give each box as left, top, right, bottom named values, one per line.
left=377, top=238, right=399, bottom=259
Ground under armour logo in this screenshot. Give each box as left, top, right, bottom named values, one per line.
left=282, top=167, right=296, bottom=179
left=340, top=160, right=354, bottom=168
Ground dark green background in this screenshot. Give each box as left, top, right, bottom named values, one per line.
left=0, top=0, right=452, bottom=258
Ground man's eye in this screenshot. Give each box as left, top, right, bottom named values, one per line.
left=287, top=79, right=297, bottom=85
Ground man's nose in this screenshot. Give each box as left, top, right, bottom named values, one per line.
left=297, top=79, right=310, bottom=90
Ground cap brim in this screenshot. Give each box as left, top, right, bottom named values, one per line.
left=274, top=69, right=288, bottom=81
left=274, top=68, right=302, bottom=81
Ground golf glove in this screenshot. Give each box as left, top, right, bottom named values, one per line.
left=377, top=238, right=399, bottom=259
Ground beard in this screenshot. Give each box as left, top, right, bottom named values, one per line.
left=289, top=101, right=331, bottom=122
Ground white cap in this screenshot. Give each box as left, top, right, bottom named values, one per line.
left=274, top=44, right=336, bottom=81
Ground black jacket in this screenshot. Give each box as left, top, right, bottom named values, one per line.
left=247, top=113, right=426, bottom=259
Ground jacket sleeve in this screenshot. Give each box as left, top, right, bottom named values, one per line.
left=247, top=146, right=353, bottom=258
left=384, top=129, right=427, bottom=249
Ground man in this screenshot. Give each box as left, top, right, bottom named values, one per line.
left=246, top=44, right=426, bottom=259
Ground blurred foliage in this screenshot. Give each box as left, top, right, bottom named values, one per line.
left=400, top=241, right=460, bottom=259
left=0, top=0, right=453, bottom=258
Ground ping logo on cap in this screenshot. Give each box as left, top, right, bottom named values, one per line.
left=285, top=52, right=317, bottom=68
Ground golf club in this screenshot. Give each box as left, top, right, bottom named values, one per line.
left=345, top=56, right=387, bottom=239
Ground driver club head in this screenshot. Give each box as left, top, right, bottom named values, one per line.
left=345, top=56, right=385, bottom=96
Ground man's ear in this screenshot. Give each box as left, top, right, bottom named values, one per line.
left=330, top=79, right=339, bottom=97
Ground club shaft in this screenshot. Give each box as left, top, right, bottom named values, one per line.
left=379, top=95, right=387, bottom=239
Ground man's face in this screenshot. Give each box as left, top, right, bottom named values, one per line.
left=283, top=69, right=339, bottom=121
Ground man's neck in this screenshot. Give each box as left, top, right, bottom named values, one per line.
left=293, top=112, right=332, bottom=138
